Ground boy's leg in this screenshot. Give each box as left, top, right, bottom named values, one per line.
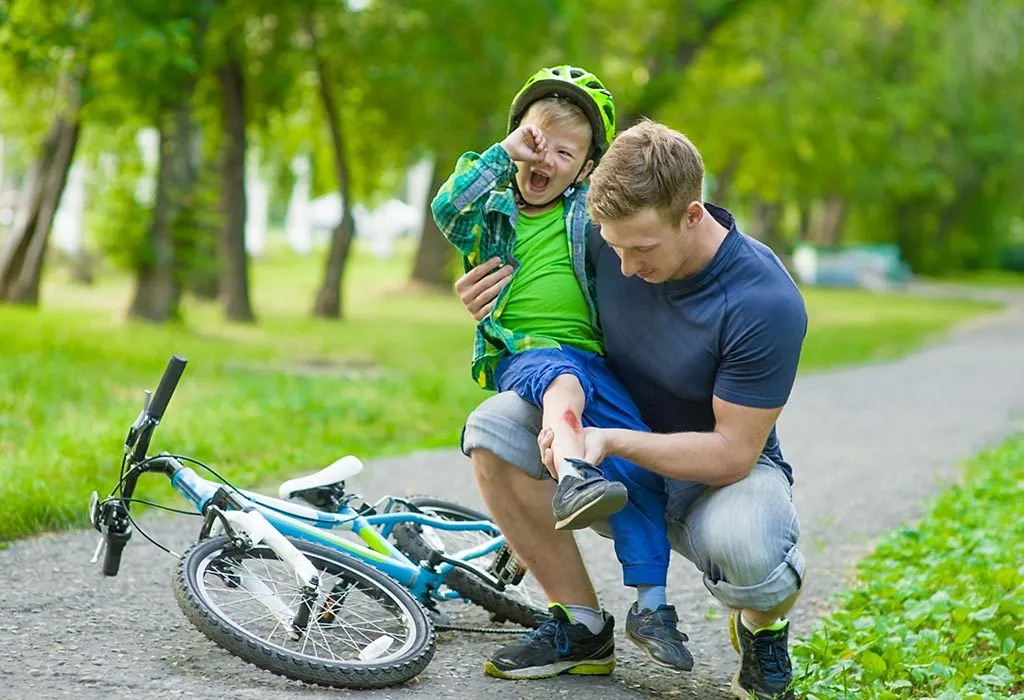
left=666, top=458, right=803, bottom=699
left=541, top=374, right=629, bottom=529
left=494, top=349, right=627, bottom=531
left=573, top=350, right=691, bottom=670
left=462, top=392, right=616, bottom=680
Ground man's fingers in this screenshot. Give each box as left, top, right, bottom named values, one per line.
left=455, top=257, right=502, bottom=291
left=465, top=265, right=512, bottom=311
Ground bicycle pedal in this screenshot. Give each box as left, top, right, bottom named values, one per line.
left=488, top=543, right=527, bottom=586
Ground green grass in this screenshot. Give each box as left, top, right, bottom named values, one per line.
left=793, top=435, right=1024, bottom=699
left=925, top=269, right=1024, bottom=289
left=0, top=245, right=1002, bottom=542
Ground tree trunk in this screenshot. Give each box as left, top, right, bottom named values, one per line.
left=819, top=194, right=847, bottom=248
left=217, top=48, right=255, bottom=322
left=308, top=16, right=355, bottom=319
left=128, top=102, right=194, bottom=322
left=409, top=158, right=457, bottom=290
left=752, top=198, right=784, bottom=252
left=0, top=99, right=81, bottom=304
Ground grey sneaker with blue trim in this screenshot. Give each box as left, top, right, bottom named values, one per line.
left=552, top=458, right=627, bottom=530
left=625, top=602, right=694, bottom=671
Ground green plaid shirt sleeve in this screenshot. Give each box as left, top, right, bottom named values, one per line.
left=431, top=144, right=517, bottom=267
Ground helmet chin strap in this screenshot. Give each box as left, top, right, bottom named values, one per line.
left=513, top=155, right=592, bottom=211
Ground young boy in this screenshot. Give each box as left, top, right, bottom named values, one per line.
left=431, top=65, right=691, bottom=672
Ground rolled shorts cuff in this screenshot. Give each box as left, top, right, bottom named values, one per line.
left=702, top=544, right=805, bottom=611
left=460, top=402, right=547, bottom=480
left=622, top=564, right=668, bottom=588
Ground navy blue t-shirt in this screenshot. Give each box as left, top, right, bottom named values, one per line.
left=591, top=203, right=807, bottom=483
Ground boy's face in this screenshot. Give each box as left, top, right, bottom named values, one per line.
left=514, top=116, right=593, bottom=208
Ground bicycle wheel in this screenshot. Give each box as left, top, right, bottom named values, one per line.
left=173, top=535, right=435, bottom=689
left=392, top=497, right=547, bottom=628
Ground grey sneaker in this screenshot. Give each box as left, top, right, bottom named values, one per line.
left=552, top=459, right=627, bottom=530
left=625, top=602, right=694, bottom=671
left=729, top=611, right=794, bottom=699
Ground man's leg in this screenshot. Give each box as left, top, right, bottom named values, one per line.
left=461, top=392, right=616, bottom=679
left=667, top=459, right=803, bottom=700
left=472, top=447, right=599, bottom=608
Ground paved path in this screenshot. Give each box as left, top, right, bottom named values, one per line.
left=3, top=286, right=1023, bottom=699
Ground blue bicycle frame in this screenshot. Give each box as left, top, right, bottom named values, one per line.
left=169, top=460, right=505, bottom=603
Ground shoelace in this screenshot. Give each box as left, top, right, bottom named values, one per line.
left=523, top=614, right=572, bottom=654
left=752, top=632, right=792, bottom=683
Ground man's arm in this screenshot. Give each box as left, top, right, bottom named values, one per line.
left=602, top=397, right=782, bottom=486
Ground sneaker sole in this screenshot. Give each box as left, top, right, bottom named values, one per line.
left=483, top=655, right=616, bottom=680
left=730, top=671, right=754, bottom=699
left=624, top=629, right=694, bottom=672
left=554, top=489, right=628, bottom=530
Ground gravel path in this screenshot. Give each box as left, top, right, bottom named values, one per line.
left=3, top=286, right=1023, bottom=700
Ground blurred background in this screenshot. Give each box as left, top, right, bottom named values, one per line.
left=1, top=0, right=1023, bottom=539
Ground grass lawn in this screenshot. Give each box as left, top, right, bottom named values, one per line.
left=793, top=434, right=1024, bottom=699
left=924, top=269, right=1024, bottom=289
left=0, top=245, right=1002, bottom=542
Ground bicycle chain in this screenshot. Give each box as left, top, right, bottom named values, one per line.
left=434, top=622, right=528, bottom=635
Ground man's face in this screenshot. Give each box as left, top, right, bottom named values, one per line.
left=599, top=208, right=692, bottom=283
left=514, top=117, right=593, bottom=207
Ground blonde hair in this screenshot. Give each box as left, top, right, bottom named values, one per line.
left=522, top=97, right=592, bottom=144
left=588, top=119, right=704, bottom=226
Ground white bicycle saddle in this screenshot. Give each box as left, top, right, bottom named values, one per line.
left=278, top=455, right=365, bottom=500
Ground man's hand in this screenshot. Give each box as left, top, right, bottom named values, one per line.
left=501, top=124, right=549, bottom=164
left=454, top=257, right=513, bottom=321
left=538, top=426, right=609, bottom=477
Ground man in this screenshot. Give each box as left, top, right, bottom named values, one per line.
left=455, top=119, right=807, bottom=700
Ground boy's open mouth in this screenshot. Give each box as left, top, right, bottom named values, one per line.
left=528, top=171, right=550, bottom=192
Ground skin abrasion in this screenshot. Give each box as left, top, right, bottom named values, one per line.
left=560, top=406, right=583, bottom=434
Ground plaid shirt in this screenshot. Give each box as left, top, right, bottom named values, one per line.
left=431, top=143, right=601, bottom=390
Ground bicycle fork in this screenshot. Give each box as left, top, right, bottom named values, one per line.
left=216, top=509, right=322, bottom=641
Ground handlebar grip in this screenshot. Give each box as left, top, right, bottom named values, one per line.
left=148, top=354, right=187, bottom=421
left=102, top=529, right=131, bottom=577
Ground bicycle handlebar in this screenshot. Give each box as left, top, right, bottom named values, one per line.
left=148, top=354, right=187, bottom=421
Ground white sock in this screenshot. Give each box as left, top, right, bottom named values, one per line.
left=564, top=604, right=606, bottom=634
left=557, top=459, right=583, bottom=482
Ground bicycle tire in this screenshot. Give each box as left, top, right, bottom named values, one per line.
left=392, top=497, right=546, bottom=629
left=173, top=535, right=435, bottom=689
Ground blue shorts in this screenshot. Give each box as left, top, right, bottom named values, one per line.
left=493, top=346, right=670, bottom=586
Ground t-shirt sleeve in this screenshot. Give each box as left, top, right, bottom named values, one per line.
left=713, top=288, right=807, bottom=409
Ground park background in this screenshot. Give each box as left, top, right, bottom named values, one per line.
left=1, top=1, right=1022, bottom=698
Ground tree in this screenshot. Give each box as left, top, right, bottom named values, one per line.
left=0, top=5, right=89, bottom=304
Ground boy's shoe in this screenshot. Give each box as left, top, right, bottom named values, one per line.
left=625, top=602, right=694, bottom=671
left=483, top=604, right=616, bottom=680
left=552, top=458, right=628, bottom=530
left=728, top=611, right=794, bottom=700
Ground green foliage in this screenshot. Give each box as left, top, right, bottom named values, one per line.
left=793, top=435, right=1024, bottom=699
left=0, top=249, right=999, bottom=542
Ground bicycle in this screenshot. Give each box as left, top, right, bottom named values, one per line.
left=89, top=354, right=547, bottom=690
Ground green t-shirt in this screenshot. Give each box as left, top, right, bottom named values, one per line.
left=496, top=202, right=602, bottom=355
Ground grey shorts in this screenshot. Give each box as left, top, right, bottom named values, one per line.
left=461, top=391, right=805, bottom=612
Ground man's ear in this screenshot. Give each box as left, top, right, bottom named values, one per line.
left=576, top=158, right=596, bottom=184
left=685, top=201, right=704, bottom=227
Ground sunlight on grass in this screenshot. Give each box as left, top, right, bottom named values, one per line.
left=0, top=245, right=1002, bottom=542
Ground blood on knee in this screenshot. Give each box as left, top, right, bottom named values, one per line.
left=561, top=406, right=582, bottom=434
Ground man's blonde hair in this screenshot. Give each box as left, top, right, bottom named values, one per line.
left=522, top=97, right=592, bottom=145
left=588, top=119, right=704, bottom=225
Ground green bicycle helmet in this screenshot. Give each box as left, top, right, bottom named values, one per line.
left=508, top=65, right=616, bottom=157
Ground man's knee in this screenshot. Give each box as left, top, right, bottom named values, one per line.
left=462, top=392, right=547, bottom=479
left=685, top=463, right=805, bottom=610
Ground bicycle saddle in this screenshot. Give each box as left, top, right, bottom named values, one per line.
left=278, top=456, right=365, bottom=500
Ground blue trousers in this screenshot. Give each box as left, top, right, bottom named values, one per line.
left=494, top=346, right=669, bottom=586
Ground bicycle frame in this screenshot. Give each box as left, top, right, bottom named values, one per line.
left=166, top=457, right=505, bottom=603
